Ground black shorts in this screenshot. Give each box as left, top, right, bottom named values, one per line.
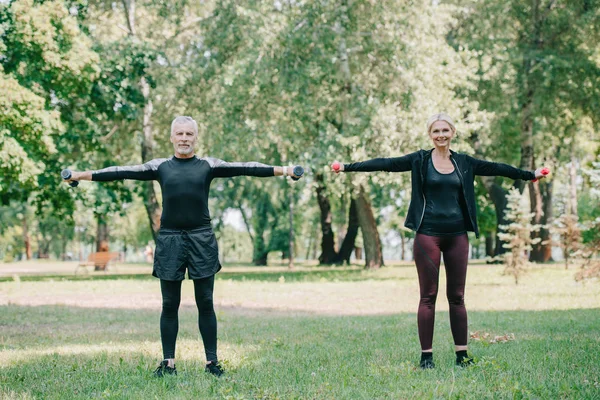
left=153, top=226, right=222, bottom=281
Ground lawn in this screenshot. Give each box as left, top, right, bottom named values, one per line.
left=1, top=262, right=599, bottom=399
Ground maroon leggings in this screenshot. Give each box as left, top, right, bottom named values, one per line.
left=413, top=233, right=469, bottom=350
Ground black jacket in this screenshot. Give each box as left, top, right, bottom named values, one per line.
left=344, top=149, right=535, bottom=238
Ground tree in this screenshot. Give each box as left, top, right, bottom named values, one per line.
left=552, top=213, right=583, bottom=270
left=0, top=0, right=98, bottom=201
left=190, top=0, right=487, bottom=268
left=575, top=160, right=600, bottom=280
left=450, top=0, right=600, bottom=262
left=498, top=188, right=540, bottom=284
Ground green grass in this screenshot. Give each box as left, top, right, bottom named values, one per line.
left=1, top=264, right=599, bottom=399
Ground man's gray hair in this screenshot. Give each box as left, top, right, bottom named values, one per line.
left=171, top=116, right=198, bottom=135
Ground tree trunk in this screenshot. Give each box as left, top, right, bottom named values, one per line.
left=253, top=248, right=268, bottom=266
left=355, top=246, right=362, bottom=260
left=480, top=176, right=509, bottom=259
left=529, top=179, right=554, bottom=262
left=400, top=232, right=405, bottom=261
left=252, top=192, right=270, bottom=266
left=485, top=235, right=495, bottom=258
left=96, top=215, right=109, bottom=252
left=336, top=197, right=358, bottom=264
left=540, top=181, right=554, bottom=262
left=288, top=182, right=294, bottom=270
left=569, top=148, right=578, bottom=216
left=514, top=0, right=541, bottom=194
left=22, top=215, right=32, bottom=260
left=316, top=174, right=337, bottom=265
left=140, top=77, right=161, bottom=240
left=62, top=240, right=68, bottom=260
left=355, top=185, right=383, bottom=269
left=237, top=201, right=255, bottom=244
left=121, top=0, right=136, bottom=36
left=514, top=95, right=535, bottom=194
left=312, top=226, right=319, bottom=261
left=37, top=233, right=50, bottom=259
left=305, top=223, right=314, bottom=261
left=95, top=213, right=110, bottom=270
left=122, top=0, right=161, bottom=240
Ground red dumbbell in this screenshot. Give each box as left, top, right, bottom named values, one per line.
left=532, top=167, right=550, bottom=183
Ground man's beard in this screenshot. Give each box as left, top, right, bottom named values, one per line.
left=176, top=144, right=194, bottom=155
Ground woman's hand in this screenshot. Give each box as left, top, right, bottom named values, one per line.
left=331, top=161, right=344, bottom=173
left=533, top=167, right=550, bottom=181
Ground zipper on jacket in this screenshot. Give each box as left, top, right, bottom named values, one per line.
left=416, top=152, right=428, bottom=232
left=417, top=193, right=427, bottom=232
left=451, top=156, right=477, bottom=236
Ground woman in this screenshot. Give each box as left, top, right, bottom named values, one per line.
left=331, top=113, right=547, bottom=368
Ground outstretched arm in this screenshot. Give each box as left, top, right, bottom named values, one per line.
left=64, top=159, right=166, bottom=184
left=209, top=158, right=303, bottom=179
left=332, top=152, right=418, bottom=173
left=467, top=155, right=547, bottom=181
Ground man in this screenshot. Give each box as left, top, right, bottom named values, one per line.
left=65, top=116, right=303, bottom=377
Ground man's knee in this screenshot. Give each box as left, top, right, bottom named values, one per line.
left=195, top=294, right=214, bottom=313
left=162, top=296, right=181, bottom=313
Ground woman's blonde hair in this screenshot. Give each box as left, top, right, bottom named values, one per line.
left=426, top=113, right=456, bottom=134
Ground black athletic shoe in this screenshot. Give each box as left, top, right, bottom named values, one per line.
left=456, top=352, right=475, bottom=367
left=420, top=358, right=435, bottom=369
left=205, top=361, right=225, bottom=377
left=153, top=360, right=177, bottom=377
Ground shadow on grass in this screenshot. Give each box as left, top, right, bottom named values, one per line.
left=1, top=304, right=599, bottom=399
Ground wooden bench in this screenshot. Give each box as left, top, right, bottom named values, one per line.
left=75, top=252, right=120, bottom=274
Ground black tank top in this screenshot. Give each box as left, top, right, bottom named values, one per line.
left=418, top=157, right=467, bottom=236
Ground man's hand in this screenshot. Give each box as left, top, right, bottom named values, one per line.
left=62, top=169, right=92, bottom=186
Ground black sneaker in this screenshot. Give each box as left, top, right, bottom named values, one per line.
left=420, top=352, right=434, bottom=369
left=153, top=360, right=177, bottom=377
left=420, top=358, right=435, bottom=369
left=456, top=354, right=475, bottom=367
left=205, top=361, right=225, bottom=377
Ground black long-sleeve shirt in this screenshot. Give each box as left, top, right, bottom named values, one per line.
left=92, top=156, right=274, bottom=230
left=344, top=149, right=535, bottom=237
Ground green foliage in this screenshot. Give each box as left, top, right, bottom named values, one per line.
left=101, top=195, right=153, bottom=249
left=0, top=70, right=61, bottom=198
left=579, top=162, right=600, bottom=244
left=2, top=0, right=599, bottom=265
left=449, top=0, right=600, bottom=179
left=0, top=0, right=99, bottom=216
left=575, top=160, right=600, bottom=280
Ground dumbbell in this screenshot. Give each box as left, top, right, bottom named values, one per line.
left=532, top=167, right=550, bottom=183
left=61, top=169, right=79, bottom=187
left=291, top=165, right=304, bottom=181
